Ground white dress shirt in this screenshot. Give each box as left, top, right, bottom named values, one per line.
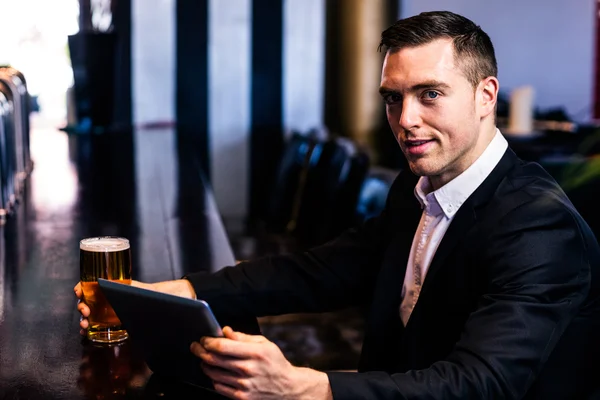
left=399, top=129, right=508, bottom=326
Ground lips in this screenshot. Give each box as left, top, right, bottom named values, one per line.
left=406, top=140, right=432, bottom=147
left=404, top=139, right=435, bottom=156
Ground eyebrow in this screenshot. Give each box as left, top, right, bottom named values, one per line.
left=379, top=80, right=450, bottom=96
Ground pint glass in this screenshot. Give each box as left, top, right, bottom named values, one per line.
left=80, top=236, right=132, bottom=343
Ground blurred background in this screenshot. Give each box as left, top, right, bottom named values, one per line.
left=1, top=0, right=599, bottom=376
left=0, top=0, right=597, bottom=245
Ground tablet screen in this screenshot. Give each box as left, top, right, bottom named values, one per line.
left=98, top=279, right=222, bottom=387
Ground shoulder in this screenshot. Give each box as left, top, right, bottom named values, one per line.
left=487, top=158, right=582, bottom=227
left=475, top=158, right=600, bottom=273
left=469, top=161, right=599, bottom=294
left=472, top=156, right=598, bottom=254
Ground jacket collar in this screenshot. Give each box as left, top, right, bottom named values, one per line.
left=409, top=148, right=519, bottom=321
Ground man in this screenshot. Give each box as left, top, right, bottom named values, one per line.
left=76, top=11, right=600, bottom=399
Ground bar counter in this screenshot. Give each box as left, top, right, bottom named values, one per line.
left=0, top=127, right=230, bottom=399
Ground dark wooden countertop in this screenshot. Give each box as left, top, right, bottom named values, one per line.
left=0, top=127, right=230, bottom=399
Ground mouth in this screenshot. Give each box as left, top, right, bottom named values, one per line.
left=406, top=139, right=433, bottom=146
left=403, top=139, right=435, bottom=156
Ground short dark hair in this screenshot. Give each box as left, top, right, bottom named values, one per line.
left=379, top=11, right=497, bottom=88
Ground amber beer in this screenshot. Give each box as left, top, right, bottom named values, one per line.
left=80, top=237, right=132, bottom=343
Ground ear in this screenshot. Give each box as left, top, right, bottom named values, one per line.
left=477, top=76, right=499, bottom=119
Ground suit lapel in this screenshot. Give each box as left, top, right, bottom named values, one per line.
left=360, top=149, right=520, bottom=371
left=414, top=148, right=519, bottom=307
left=417, top=200, right=476, bottom=302
left=374, top=190, right=421, bottom=319
left=379, top=172, right=422, bottom=306
left=358, top=177, right=421, bottom=372
left=379, top=213, right=420, bottom=313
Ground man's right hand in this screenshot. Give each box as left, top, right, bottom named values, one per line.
left=74, top=279, right=197, bottom=336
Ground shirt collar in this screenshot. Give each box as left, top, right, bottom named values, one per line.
left=414, top=176, right=444, bottom=217
left=414, top=128, right=508, bottom=219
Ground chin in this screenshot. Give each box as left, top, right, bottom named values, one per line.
left=407, top=162, right=437, bottom=177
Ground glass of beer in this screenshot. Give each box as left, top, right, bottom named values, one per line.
left=80, top=236, right=132, bottom=344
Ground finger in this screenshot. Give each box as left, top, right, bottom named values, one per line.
left=192, top=342, right=231, bottom=365
left=130, top=280, right=147, bottom=289
left=80, top=317, right=89, bottom=330
left=77, top=301, right=90, bottom=317
left=190, top=342, right=209, bottom=358
left=222, top=326, right=234, bottom=337
left=74, top=283, right=82, bottom=298
left=225, top=328, right=265, bottom=344
left=191, top=341, right=208, bottom=357
left=201, top=363, right=248, bottom=390
left=192, top=343, right=253, bottom=376
left=213, top=381, right=246, bottom=400
left=200, top=337, right=258, bottom=359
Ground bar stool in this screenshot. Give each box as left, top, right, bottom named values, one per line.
left=0, top=67, right=31, bottom=196
left=6, top=67, right=32, bottom=174
left=0, top=86, right=15, bottom=222
left=230, top=131, right=327, bottom=260
left=329, top=141, right=370, bottom=236
left=0, top=95, right=6, bottom=221
left=293, top=137, right=370, bottom=247
left=265, top=132, right=322, bottom=234
left=355, top=166, right=399, bottom=223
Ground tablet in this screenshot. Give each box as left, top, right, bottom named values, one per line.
left=97, top=278, right=223, bottom=387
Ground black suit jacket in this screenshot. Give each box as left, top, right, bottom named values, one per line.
left=187, top=149, right=600, bottom=399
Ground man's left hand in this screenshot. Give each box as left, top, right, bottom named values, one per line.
left=190, top=326, right=332, bottom=400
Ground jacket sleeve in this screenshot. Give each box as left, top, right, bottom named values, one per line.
left=184, top=174, right=405, bottom=319
left=327, top=197, right=592, bottom=399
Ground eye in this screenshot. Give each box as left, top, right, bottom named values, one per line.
left=383, top=93, right=402, bottom=105
left=422, top=91, right=439, bottom=100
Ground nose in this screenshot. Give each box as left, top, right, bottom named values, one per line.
left=398, top=97, right=420, bottom=131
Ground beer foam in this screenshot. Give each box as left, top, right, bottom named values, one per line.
left=80, top=237, right=130, bottom=252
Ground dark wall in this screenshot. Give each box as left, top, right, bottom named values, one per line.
left=249, top=0, right=284, bottom=223
left=112, top=0, right=132, bottom=129
left=70, top=0, right=131, bottom=130
left=176, top=0, right=210, bottom=176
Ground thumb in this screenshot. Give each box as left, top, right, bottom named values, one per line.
left=131, top=280, right=149, bottom=289
left=223, top=326, right=264, bottom=343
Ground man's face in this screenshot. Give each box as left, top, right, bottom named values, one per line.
left=380, top=39, right=490, bottom=188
